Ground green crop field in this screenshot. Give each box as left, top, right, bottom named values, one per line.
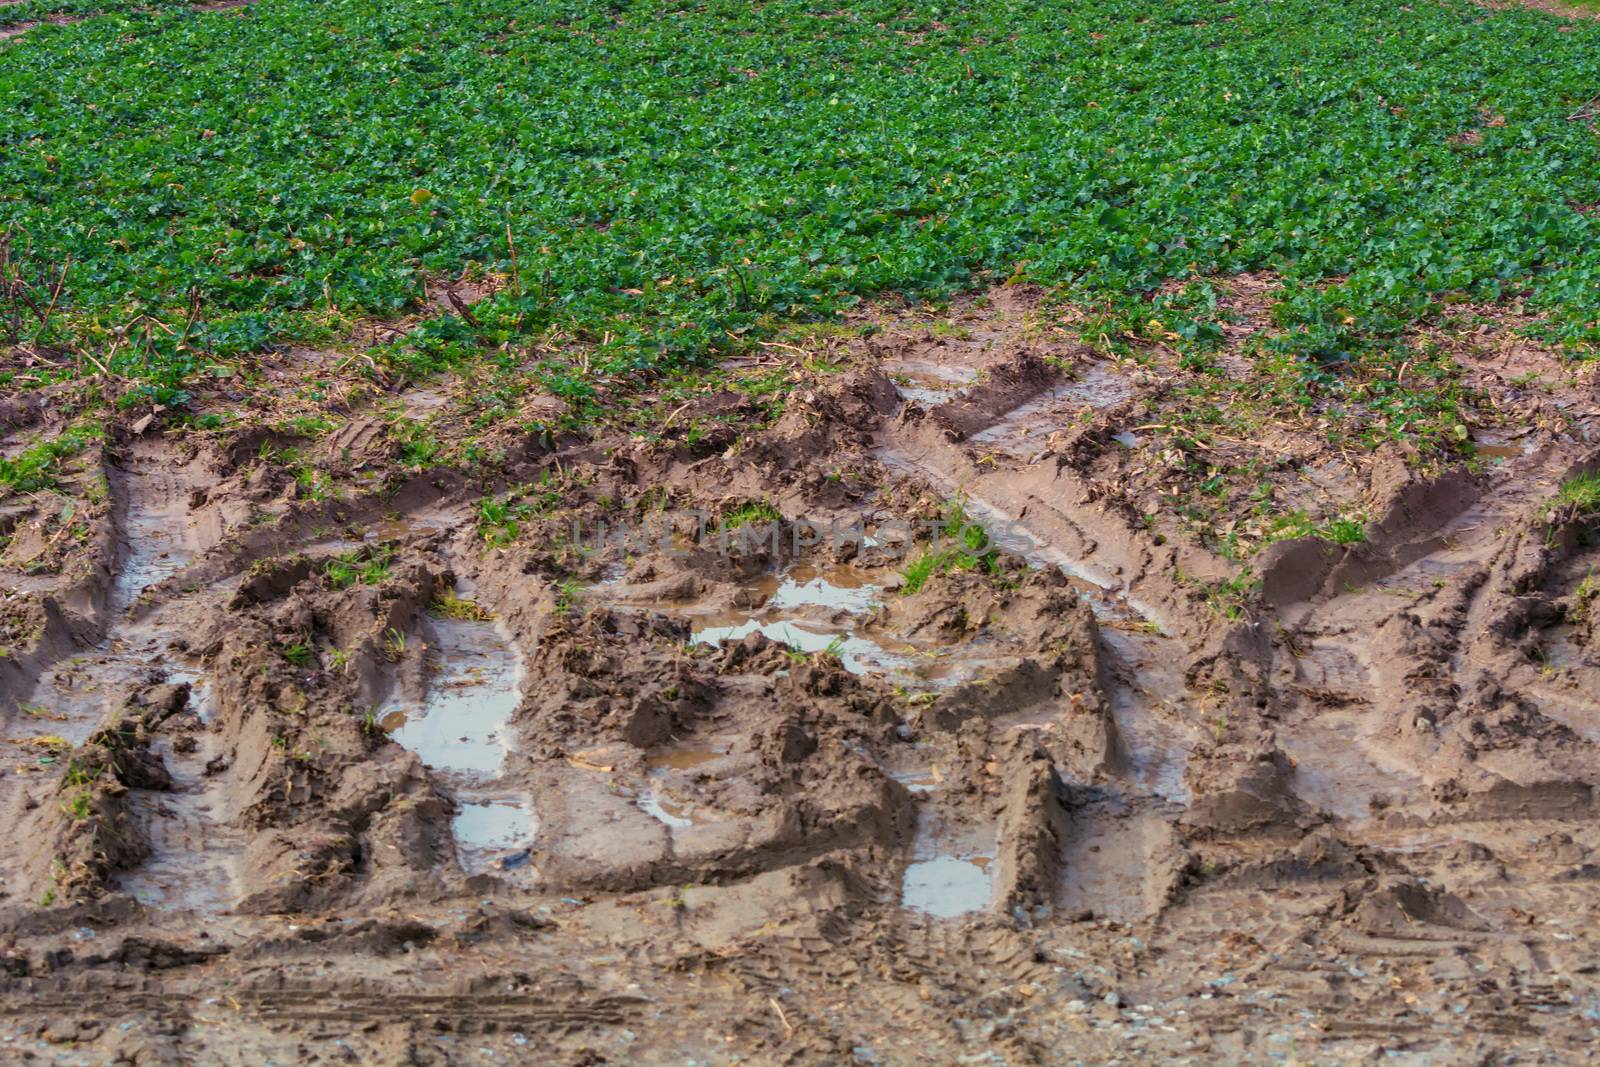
left=2, top=0, right=1598, bottom=416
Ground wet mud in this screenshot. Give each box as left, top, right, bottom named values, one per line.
left=2, top=286, right=1600, bottom=1062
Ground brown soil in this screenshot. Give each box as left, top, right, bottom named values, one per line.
left=2, top=287, right=1600, bottom=1063
left=1478, top=0, right=1600, bottom=23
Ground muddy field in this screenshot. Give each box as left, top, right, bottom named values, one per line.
left=2, top=286, right=1600, bottom=1063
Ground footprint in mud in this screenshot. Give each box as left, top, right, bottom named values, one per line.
left=381, top=599, right=537, bottom=876
left=16, top=461, right=214, bottom=746
left=118, top=678, right=245, bottom=914
left=898, top=786, right=997, bottom=920
left=884, top=360, right=980, bottom=407
left=636, top=743, right=731, bottom=830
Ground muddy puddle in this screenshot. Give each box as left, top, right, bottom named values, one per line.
left=380, top=602, right=537, bottom=876
left=692, top=619, right=911, bottom=675
left=1471, top=431, right=1535, bottom=460
left=117, top=682, right=244, bottom=913
left=637, top=791, right=703, bottom=830
left=384, top=618, right=521, bottom=777
left=901, top=806, right=996, bottom=919
left=453, top=798, right=539, bottom=872
left=1276, top=710, right=1423, bottom=822
left=890, top=765, right=943, bottom=794
left=635, top=742, right=731, bottom=830
left=16, top=464, right=206, bottom=746
left=884, top=359, right=980, bottom=407
left=902, top=854, right=995, bottom=918
left=966, top=363, right=1137, bottom=459
left=114, top=484, right=194, bottom=611
left=888, top=748, right=999, bottom=920
left=1097, top=628, right=1195, bottom=804
left=673, top=560, right=1079, bottom=695
left=646, top=743, right=728, bottom=774
left=667, top=562, right=926, bottom=679
left=16, top=456, right=260, bottom=915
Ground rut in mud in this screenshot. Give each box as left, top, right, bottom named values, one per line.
left=2, top=285, right=1600, bottom=1063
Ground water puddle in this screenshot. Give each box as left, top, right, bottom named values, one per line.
left=165, top=670, right=216, bottom=724
left=383, top=617, right=521, bottom=776
left=17, top=467, right=204, bottom=745
left=638, top=790, right=706, bottom=830
left=691, top=619, right=910, bottom=675
left=965, top=364, right=1137, bottom=460
left=646, top=744, right=728, bottom=774
left=765, top=565, right=881, bottom=613
left=115, top=498, right=193, bottom=611
left=634, top=740, right=733, bottom=830
left=1472, top=433, right=1532, bottom=460
left=900, top=789, right=996, bottom=918
left=677, top=561, right=923, bottom=677
left=902, top=855, right=995, bottom=918
left=885, top=360, right=979, bottom=407
left=1277, top=711, right=1423, bottom=821
left=453, top=798, right=539, bottom=873
left=891, top=767, right=943, bottom=794
left=1099, top=628, right=1195, bottom=804
left=380, top=601, right=538, bottom=878
left=14, top=461, right=252, bottom=912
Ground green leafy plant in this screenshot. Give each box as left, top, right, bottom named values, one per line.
left=0, top=424, right=101, bottom=494
left=553, top=578, right=582, bottom=616
left=1570, top=569, right=1598, bottom=625
left=1203, top=574, right=1257, bottom=621
left=0, top=0, right=1597, bottom=419
left=63, top=790, right=92, bottom=821
left=324, top=545, right=394, bottom=588
left=901, top=496, right=1000, bottom=594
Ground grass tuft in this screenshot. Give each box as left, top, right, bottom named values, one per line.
left=1555, top=472, right=1600, bottom=515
